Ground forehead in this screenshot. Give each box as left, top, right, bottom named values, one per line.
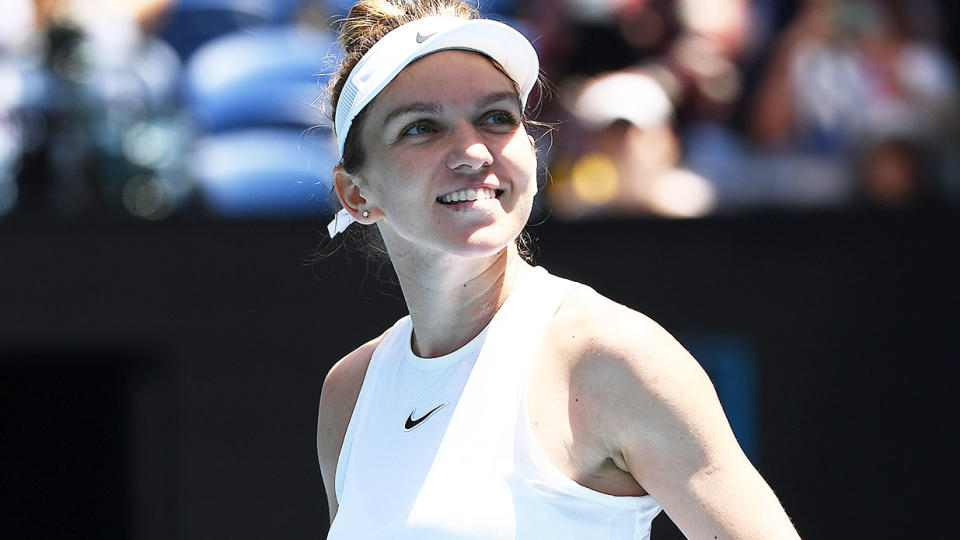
left=369, top=50, right=519, bottom=113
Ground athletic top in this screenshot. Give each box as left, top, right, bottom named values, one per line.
left=328, top=266, right=663, bottom=539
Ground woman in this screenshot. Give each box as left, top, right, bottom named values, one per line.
left=317, top=1, right=800, bottom=538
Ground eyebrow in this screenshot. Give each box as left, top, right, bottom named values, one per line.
left=382, top=102, right=443, bottom=127
left=478, top=91, right=520, bottom=110
left=381, top=91, right=521, bottom=127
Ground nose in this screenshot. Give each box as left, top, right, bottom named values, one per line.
left=445, top=124, right=493, bottom=171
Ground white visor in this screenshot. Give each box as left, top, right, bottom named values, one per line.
left=327, top=15, right=539, bottom=238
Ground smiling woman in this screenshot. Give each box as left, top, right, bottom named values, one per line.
left=337, top=50, right=538, bottom=257
left=323, top=1, right=539, bottom=263
left=316, top=2, right=800, bottom=539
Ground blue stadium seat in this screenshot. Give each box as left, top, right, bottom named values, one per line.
left=160, top=0, right=308, bottom=61
left=182, top=26, right=337, bottom=132
left=190, top=128, right=338, bottom=218
left=679, top=332, right=760, bottom=463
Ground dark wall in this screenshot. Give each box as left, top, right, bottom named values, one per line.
left=1, top=213, right=956, bottom=539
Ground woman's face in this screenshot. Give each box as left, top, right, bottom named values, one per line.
left=351, top=50, right=538, bottom=259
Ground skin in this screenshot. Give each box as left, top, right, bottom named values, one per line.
left=333, top=50, right=538, bottom=358
left=318, top=49, right=800, bottom=539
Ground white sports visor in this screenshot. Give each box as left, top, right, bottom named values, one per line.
left=327, top=15, right=540, bottom=238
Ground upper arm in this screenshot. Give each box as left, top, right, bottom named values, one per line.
left=575, top=300, right=799, bottom=539
left=316, top=333, right=384, bottom=525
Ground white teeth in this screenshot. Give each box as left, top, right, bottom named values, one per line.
left=439, top=187, right=498, bottom=203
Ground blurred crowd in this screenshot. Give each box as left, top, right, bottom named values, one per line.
left=0, top=0, right=957, bottom=221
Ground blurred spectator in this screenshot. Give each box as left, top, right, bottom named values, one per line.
left=547, top=70, right=715, bottom=219
left=0, top=0, right=38, bottom=217
left=531, top=0, right=773, bottom=216
left=748, top=0, right=959, bottom=209
left=1, top=0, right=339, bottom=221
left=3, top=0, right=958, bottom=221
left=533, top=0, right=959, bottom=216
left=856, top=136, right=934, bottom=210
left=2, top=0, right=192, bottom=220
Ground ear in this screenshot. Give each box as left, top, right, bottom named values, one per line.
left=333, top=166, right=380, bottom=223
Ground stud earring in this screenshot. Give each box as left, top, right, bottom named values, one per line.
left=362, top=210, right=370, bottom=218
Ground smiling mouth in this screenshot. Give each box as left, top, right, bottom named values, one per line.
left=436, top=187, right=503, bottom=204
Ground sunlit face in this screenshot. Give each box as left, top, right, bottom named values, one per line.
left=349, top=50, right=538, bottom=260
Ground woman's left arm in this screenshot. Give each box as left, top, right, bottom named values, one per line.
left=580, top=302, right=801, bottom=539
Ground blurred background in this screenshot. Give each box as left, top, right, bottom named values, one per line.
left=0, top=0, right=957, bottom=538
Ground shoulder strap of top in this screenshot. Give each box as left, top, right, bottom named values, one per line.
left=493, top=266, right=581, bottom=348
left=475, top=267, right=582, bottom=378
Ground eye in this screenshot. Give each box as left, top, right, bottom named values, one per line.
left=401, top=121, right=436, bottom=137
left=481, top=111, right=518, bottom=127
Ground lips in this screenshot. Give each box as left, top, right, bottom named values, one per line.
left=436, top=187, right=503, bottom=204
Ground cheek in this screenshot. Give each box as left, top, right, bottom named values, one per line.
left=360, top=158, right=406, bottom=205
left=502, top=131, right=538, bottom=182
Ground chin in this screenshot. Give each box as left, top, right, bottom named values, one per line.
left=444, top=236, right=514, bottom=259
left=382, top=213, right=529, bottom=261
left=437, top=225, right=524, bottom=259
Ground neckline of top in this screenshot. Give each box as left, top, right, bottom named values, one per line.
left=403, top=266, right=546, bottom=371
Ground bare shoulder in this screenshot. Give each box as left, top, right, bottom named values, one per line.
left=546, top=285, right=722, bottom=459
left=550, top=286, right=800, bottom=538
left=548, top=285, right=700, bottom=382
left=320, top=332, right=387, bottom=417
left=318, top=330, right=389, bottom=454
left=317, top=329, right=389, bottom=522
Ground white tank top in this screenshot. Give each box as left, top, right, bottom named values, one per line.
left=328, top=267, right=662, bottom=539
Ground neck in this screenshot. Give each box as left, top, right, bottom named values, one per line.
left=388, top=242, right=532, bottom=359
